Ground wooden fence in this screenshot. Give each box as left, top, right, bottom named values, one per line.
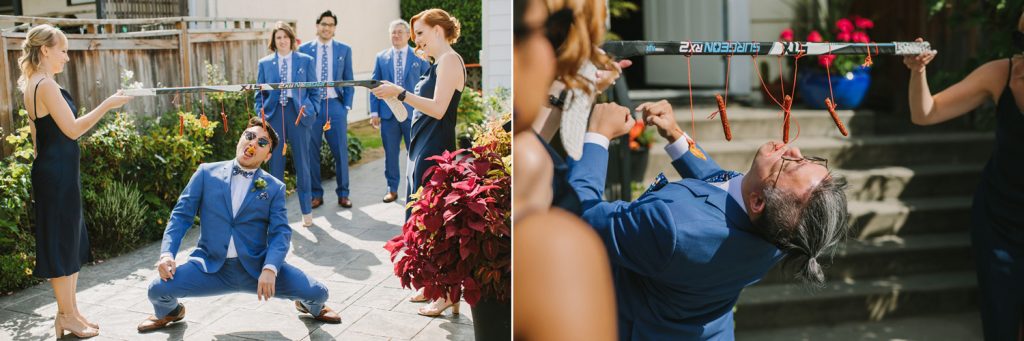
left=0, top=15, right=295, bottom=157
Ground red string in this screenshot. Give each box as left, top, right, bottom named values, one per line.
left=787, top=51, right=805, bottom=144
left=826, top=43, right=836, bottom=107
left=686, top=41, right=695, bottom=139
left=752, top=55, right=784, bottom=108
left=777, top=56, right=786, bottom=100
left=709, top=44, right=733, bottom=120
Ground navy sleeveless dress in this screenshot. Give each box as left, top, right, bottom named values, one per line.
left=406, top=56, right=464, bottom=217
left=970, top=58, right=1024, bottom=340
left=30, top=81, right=90, bottom=278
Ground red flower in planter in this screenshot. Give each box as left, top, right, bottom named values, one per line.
left=385, top=143, right=511, bottom=307
left=851, top=31, right=870, bottom=43
left=818, top=54, right=837, bottom=68
left=779, top=28, right=794, bottom=41
left=806, top=30, right=823, bottom=43
left=853, top=16, right=874, bottom=30
left=836, top=31, right=851, bottom=42
left=836, top=18, right=854, bottom=33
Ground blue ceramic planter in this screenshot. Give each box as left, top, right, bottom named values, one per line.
left=798, top=66, right=871, bottom=109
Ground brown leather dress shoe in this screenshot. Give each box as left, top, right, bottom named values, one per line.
left=294, top=301, right=342, bottom=324
left=338, top=197, right=352, bottom=208
left=382, top=192, right=398, bottom=203
left=137, top=304, right=185, bottom=333
left=311, top=197, right=323, bottom=209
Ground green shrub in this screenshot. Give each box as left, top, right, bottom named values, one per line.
left=400, top=1, right=481, bottom=64
left=0, top=111, right=39, bottom=292
left=84, top=181, right=149, bottom=259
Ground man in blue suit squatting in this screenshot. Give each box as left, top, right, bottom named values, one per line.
left=572, top=100, right=850, bottom=340
left=369, top=19, right=429, bottom=203
left=300, top=10, right=356, bottom=209
left=137, top=118, right=341, bottom=332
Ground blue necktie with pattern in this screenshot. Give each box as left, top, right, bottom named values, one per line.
left=279, top=57, right=289, bottom=106
left=395, top=49, right=404, bottom=86
left=321, top=44, right=329, bottom=99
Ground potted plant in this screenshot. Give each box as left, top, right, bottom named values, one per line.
left=627, top=120, right=656, bottom=184
left=780, top=3, right=875, bottom=109
left=385, top=126, right=511, bottom=339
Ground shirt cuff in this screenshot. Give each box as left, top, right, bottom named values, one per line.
left=665, top=132, right=692, bottom=161
left=584, top=132, right=610, bottom=150
left=370, top=112, right=379, bottom=118
left=262, top=264, right=278, bottom=274
left=346, top=106, right=352, bottom=111
left=160, top=252, right=173, bottom=260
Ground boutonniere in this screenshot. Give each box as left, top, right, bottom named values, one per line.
left=253, top=177, right=268, bottom=192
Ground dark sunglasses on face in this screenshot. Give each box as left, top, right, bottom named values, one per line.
left=244, top=131, right=271, bottom=148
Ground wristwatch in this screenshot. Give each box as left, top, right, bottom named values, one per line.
left=397, top=90, right=408, bottom=102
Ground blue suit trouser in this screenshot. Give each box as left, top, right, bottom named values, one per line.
left=310, top=98, right=349, bottom=198
left=267, top=100, right=313, bottom=214
left=380, top=116, right=411, bottom=193
left=146, top=259, right=328, bottom=318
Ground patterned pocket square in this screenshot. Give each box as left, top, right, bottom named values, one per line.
left=642, top=173, right=669, bottom=197
left=258, top=192, right=269, bottom=200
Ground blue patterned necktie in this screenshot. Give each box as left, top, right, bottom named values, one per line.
left=705, top=170, right=742, bottom=184
left=279, top=57, right=289, bottom=106
left=395, top=49, right=404, bottom=86
left=640, top=170, right=742, bottom=197
left=320, top=44, right=329, bottom=99
left=232, top=165, right=255, bottom=178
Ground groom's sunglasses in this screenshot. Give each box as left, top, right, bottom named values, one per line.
left=244, top=131, right=271, bottom=148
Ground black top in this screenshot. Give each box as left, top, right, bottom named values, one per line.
left=978, top=58, right=1024, bottom=242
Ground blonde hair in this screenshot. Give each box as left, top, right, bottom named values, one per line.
left=268, top=21, right=298, bottom=52
left=547, top=0, right=612, bottom=95
left=410, top=8, right=461, bottom=57
left=17, top=24, right=66, bottom=92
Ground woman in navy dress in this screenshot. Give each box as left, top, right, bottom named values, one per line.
left=19, top=24, right=131, bottom=339
left=371, top=8, right=465, bottom=317
left=905, top=16, right=1024, bottom=340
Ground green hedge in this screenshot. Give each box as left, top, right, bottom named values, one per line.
left=400, top=0, right=482, bottom=64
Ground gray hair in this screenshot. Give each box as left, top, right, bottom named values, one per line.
left=758, top=173, right=850, bottom=287
left=388, top=19, right=410, bottom=33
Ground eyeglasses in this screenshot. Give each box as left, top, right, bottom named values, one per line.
left=513, top=8, right=573, bottom=51
left=772, top=155, right=828, bottom=188
left=318, top=22, right=336, bottom=28
left=244, top=131, right=271, bottom=148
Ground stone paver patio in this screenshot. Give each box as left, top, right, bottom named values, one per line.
left=0, top=151, right=475, bottom=340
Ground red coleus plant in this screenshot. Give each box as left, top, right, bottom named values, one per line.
left=779, top=15, right=875, bottom=75
left=384, top=143, right=511, bottom=307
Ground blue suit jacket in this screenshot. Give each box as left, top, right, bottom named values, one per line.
left=298, top=40, right=354, bottom=114
left=254, top=52, right=320, bottom=127
left=369, top=46, right=429, bottom=120
left=570, top=142, right=784, bottom=341
left=160, top=161, right=292, bottom=279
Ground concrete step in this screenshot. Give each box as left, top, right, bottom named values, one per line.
left=644, top=132, right=994, bottom=180
left=847, top=196, right=971, bottom=239
left=837, top=164, right=983, bottom=201
left=735, top=271, right=977, bottom=330
left=679, top=106, right=874, bottom=140
left=760, top=233, right=973, bottom=285
left=735, top=311, right=982, bottom=340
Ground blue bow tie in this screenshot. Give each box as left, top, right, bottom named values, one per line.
left=232, top=165, right=255, bottom=178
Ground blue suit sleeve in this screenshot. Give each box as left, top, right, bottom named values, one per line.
left=670, top=141, right=725, bottom=181
left=369, top=55, right=381, bottom=114
left=302, top=56, right=319, bottom=116
left=568, top=143, right=610, bottom=211
left=263, top=182, right=291, bottom=271
left=341, top=47, right=354, bottom=110
left=160, top=164, right=205, bottom=258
